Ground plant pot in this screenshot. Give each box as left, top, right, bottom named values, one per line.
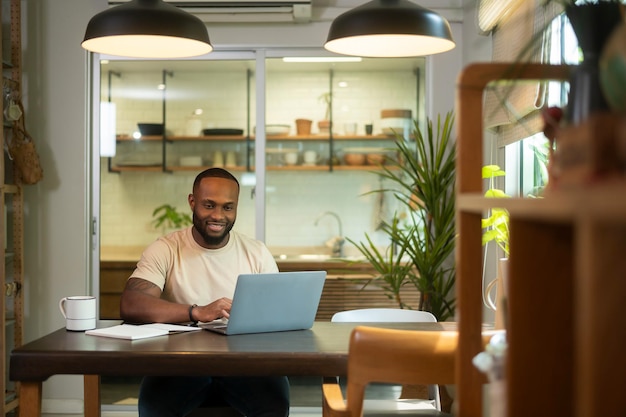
left=295, top=118, right=312, bottom=135
left=318, top=120, right=331, bottom=134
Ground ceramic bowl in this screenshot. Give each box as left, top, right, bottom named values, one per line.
left=256, top=124, right=290, bottom=136
left=137, top=123, right=164, bottom=136
left=344, top=153, right=366, bottom=166
left=366, top=153, right=386, bottom=165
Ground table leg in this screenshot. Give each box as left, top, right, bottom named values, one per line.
left=18, top=381, right=42, bottom=417
left=84, top=375, right=101, bottom=417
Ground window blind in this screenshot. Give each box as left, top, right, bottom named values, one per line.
left=478, top=0, right=526, bottom=34
left=479, top=0, right=563, bottom=146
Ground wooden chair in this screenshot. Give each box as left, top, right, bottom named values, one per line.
left=331, top=308, right=441, bottom=411
left=322, top=326, right=458, bottom=417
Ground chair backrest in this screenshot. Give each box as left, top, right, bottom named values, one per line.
left=331, top=308, right=437, bottom=323
left=346, top=326, right=457, bottom=417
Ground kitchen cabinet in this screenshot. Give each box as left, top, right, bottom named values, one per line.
left=456, top=63, right=625, bottom=417
left=1, top=0, right=23, bottom=414
left=99, top=260, right=421, bottom=321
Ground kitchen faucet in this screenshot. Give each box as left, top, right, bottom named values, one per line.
left=314, top=211, right=345, bottom=258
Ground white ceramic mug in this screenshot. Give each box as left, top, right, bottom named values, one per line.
left=303, top=150, right=320, bottom=165
left=213, top=151, right=224, bottom=167
left=225, top=151, right=237, bottom=167
left=344, top=122, right=357, bottom=135
left=284, top=152, right=298, bottom=165
left=59, top=296, right=96, bottom=331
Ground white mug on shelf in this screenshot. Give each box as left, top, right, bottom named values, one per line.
left=284, top=152, right=298, bottom=166
left=303, top=150, right=321, bottom=165
left=225, top=151, right=237, bottom=167
left=344, top=122, right=357, bottom=135
left=213, top=151, right=225, bottom=167
left=59, top=296, right=96, bottom=331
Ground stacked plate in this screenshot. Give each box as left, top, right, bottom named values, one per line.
left=380, top=109, right=412, bottom=137
left=255, top=124, right=291, bottom=136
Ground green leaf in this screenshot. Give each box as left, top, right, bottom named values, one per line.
left=482, top=165, right=506, bottom=179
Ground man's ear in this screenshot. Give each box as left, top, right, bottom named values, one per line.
left=188, top=193, right=195, bottom=209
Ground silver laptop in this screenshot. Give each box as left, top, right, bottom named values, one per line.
left=200, top=271, right=326, bottom=335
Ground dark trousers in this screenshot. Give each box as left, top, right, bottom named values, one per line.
left=138, top=375, right=290, bottom=417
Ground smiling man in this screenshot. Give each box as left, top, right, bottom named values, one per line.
left=119, top=168, right=288, bottom=417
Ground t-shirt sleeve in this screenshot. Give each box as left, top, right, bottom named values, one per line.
left=129, top=239, right=172, bottom=290
left=260, top=244, right=279, bottom=273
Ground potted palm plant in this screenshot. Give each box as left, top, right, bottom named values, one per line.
left=348, top=112, right=456, bottom=321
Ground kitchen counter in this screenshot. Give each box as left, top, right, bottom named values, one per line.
left=99, top=246, right=421, bottom=320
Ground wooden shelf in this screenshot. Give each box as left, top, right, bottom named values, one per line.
left=264, top=134, right=393, bottom=141
left=116, top=134, right=396, bottom=142
left=116, top=135, right=163, bottom=141
left=455, top=63, right=626, bottom=417
left=112, top=132, right=396, bottom=174
left=459, top=183, right=626, bottom=222
left=109, top=166, right=163, bottom=173
left=110, top=164, right=388, bottom=172
left=1, top=184, right=18, bottom=194
left=169, top=135, right=247, bottom=141
left=167, top=165, right=249, bottom=172
left=1, top=0, right=24, bottom=413
left=455, top=63, right=572, bottom=417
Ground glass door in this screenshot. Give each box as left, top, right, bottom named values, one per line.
left=262, top=55, right=426, bottom=258
left=96, top=54, right=256, bottom=321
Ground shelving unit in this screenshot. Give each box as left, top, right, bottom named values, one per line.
left=1, top=0, right=23, bottom=414
left=109, top=133, right=398, bottom=172
left=455, top=62, right=626, bottom=417
left=103, top=60, right=419, bottom=176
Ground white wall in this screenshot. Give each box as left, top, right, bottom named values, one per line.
left=21, top=0, right=491, bottom=410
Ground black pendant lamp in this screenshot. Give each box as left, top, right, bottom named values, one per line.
left=82, top=0, right=212, bottom=58
left=324, top=0, right=455, bottom=57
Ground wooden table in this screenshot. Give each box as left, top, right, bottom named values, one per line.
left=10, top=321, right=456, bottom=417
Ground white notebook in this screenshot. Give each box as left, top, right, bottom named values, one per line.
left=86, top=323, right=200, bottom=340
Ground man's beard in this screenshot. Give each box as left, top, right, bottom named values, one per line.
left=193, top=213, right=235, bottom=247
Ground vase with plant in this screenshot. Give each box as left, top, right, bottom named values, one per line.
left=481, top=164, right=510, bottom=257
left=481, top=164, right=511, bottom=328
left=561, top=0, right=623, bottom=123
left=348, top=112, right=456, bottom=321
left=318, top=92, right=331, bottom=134
left=152, top=204, right=192, bottom=235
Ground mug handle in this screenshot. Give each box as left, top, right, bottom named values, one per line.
left=59, top=297, right=68, bottom=318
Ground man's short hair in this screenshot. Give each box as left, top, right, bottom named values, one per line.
left=193, top=168, right=240, bottom=193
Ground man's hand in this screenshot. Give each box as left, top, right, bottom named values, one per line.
left=193, top=297, right=232, bottom=323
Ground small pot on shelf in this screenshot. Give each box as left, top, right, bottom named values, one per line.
left=318, top=120, right=331, bottom=135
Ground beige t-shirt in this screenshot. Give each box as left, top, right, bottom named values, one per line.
left=130, top=227, right=278, bottom=305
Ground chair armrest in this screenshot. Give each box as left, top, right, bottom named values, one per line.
left=322, top=376, right=350, bottom=417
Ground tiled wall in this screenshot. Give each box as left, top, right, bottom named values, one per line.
left=100, top=166, right=398, bottom=253
left=100, top=64, right=419, bottom=253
